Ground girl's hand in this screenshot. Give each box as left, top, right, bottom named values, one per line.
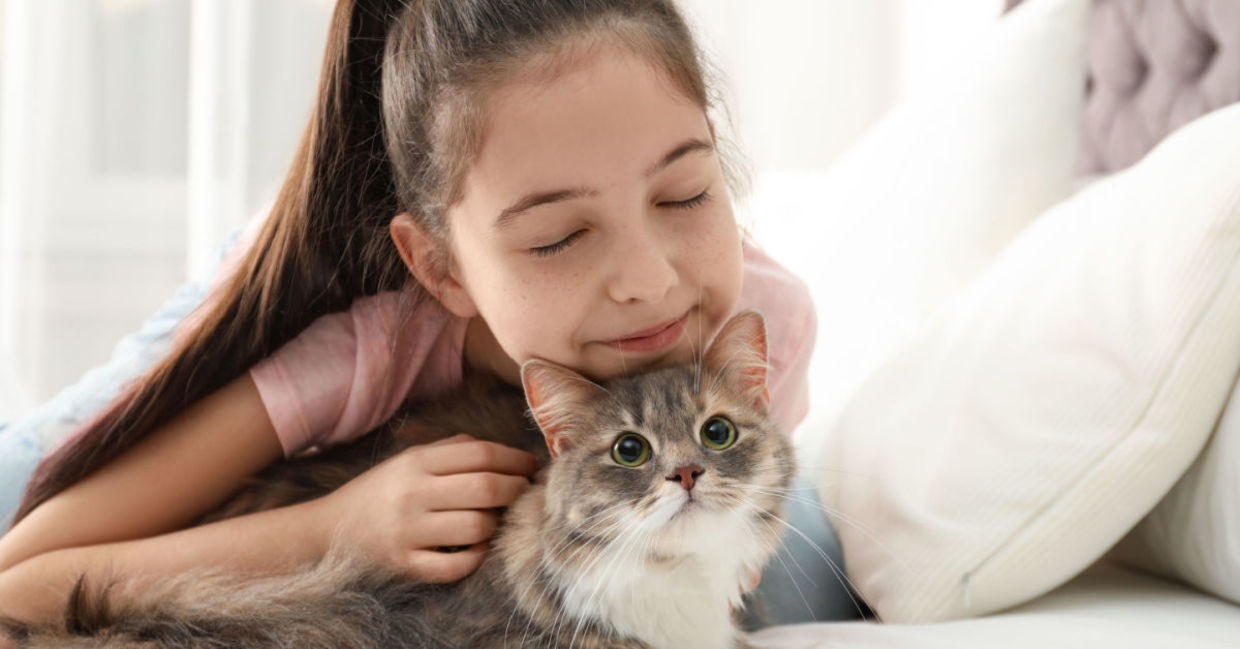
left=318, top=433, right=539, bottom=583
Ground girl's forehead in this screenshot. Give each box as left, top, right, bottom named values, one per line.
left=466, top=46, right=711, bottom=195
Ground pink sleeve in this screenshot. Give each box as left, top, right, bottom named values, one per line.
left=168, top=204, right=468, bottom=457
left=736, top=242, right=818, bottom=436
left=250, top=292, right=466, bottom=458
left=767, top=292, right=817, bottom=436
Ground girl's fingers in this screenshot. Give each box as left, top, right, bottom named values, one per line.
left=419, top=510, right=500, bottom=547
left=427, top=472, right=532, bottom=511
left=421, top=440, right=540, bottom=478
left=406, top=543, right=488, bottom=584
left=424, top=432, right=477, bottom=446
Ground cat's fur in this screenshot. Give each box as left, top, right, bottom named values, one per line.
left=3, top=310, right=795, bottom=649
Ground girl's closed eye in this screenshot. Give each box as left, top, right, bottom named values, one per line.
left=660, top=189, right=711, bottom=210
left=529, top=190, right=712, bottom=257
left=531, top=229, right=587, bottom=257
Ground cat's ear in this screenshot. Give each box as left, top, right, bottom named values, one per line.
left=521, top=359, right=608, bottom=457
left=702, top=309, right=770, bottom=411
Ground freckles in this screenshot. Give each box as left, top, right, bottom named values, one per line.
left=511, top=271, right=548, bottom=298
left=686, top=220, right=739, bottom=265
left=539, top=269, right=588, bottom=295
left=511, top=272, right=587, bottom=315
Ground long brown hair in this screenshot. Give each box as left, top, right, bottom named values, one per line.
left=10, top=0, right=736, bottom=528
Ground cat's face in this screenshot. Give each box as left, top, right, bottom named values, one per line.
left=521, top=310, right=795, bottom=558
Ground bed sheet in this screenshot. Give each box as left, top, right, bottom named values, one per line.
left=751, top=562, right=1240, bottom=649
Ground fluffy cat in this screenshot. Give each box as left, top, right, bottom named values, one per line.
left=3, top=309, right=795, bottom=649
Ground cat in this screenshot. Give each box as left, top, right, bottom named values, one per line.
left=3, top=309, right=795, bottom=649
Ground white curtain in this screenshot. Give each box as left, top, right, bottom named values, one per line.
left=0, top=0, right=332, bottom=420
left=0, top=0, right=1001, bottom=422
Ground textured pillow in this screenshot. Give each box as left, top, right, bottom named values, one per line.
left=820, top=103, right=1240, bottom=623
left=1111, top=373, right=1240, bottom=605
left=751, top=0, right=1088, bottom=462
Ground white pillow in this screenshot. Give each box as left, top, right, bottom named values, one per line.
left=750, top=0, right=1087, bottom=459
left=1111, top=372, right=1240, bottom=605
left=820, top=103, right=1240, bottom=623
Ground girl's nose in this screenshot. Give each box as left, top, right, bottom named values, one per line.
left=606, top=224, right=677, bottom=304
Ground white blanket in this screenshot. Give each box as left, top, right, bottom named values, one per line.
left=751, top=563, right=1240, bottom=649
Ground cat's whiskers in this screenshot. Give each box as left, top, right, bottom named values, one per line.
left=693, top=282, right=704, bottom=394
left=789, top=460, right=878, bottom=480
left=639, top=488, right=681, bottom=531
left=507, top=499, right=636, bottom=648
left=729, top=481, right=887, bottom=553
left=633, top=526, right=663, bottom=637
left=605, top=522, right=659, bottom=643
left=719, top=489, right=818, bottom=592
left=521, top=532, right=604, bottom=649
left=718, top=491, right=860, bottom=622
left=715, top=492, right=817, bottom=618
left=531, top=496, right=653, bottom=647
left=543, top=519, right=631, bottom=647
left=731, top=482, right=900, bottom=570
left=516, top=511, right=633, bottom=649
left=569, top=489, right=706, bottom=648
left=734, top=483, right=898, bottom=571
left=633, top=528, right=658, bottom=620
left=722, top=489, right=875, bottom=621
left=565, top=508, right=651, bottom=648
left=533, top=523, right=625, bottom=649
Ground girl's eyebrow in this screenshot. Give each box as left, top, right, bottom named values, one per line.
left=493, top=137, right=714, bottom=230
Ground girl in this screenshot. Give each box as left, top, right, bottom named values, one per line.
left=0, top=0, right=845, bottom=631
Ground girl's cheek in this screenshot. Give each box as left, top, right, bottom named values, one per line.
left=689, top=210, right=741, bottom=270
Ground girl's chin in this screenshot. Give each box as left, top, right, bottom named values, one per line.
left=548, top=308, right=727, bottom=381
left=580, top=341, right=697, bottom=381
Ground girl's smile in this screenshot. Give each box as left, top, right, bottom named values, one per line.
left=598, top=308, right=691, bottom=353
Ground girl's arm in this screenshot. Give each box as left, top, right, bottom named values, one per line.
left=0, top=372, right=540, bottom=628
left=0, top=374, right=284, bottom=573
left=0, top=373, right=299, bottom=625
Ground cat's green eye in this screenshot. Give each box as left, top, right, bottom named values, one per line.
left=611, top=433, right=651, bottom=467
left=701, top=416, right=737, bottom=450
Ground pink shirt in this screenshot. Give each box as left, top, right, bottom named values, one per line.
left=196, top=222, right=817, bottom=458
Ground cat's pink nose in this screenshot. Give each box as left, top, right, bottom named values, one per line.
left=667, top=465, right=704, bottom=491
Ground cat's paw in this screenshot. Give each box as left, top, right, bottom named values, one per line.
left=741, top=570, right=762, bottom=594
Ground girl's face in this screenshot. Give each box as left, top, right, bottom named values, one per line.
left=431, top=46, right=742, bottom=384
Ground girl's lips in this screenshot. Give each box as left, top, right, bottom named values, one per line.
left=603, top=312, right=689, bottom=352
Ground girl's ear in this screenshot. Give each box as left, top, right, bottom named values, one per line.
left=390, top=213, right=479, bottom=318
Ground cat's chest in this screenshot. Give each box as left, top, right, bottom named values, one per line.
left=562, top=553, right=742, bottom=649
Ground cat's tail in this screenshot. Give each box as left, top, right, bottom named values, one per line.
left=2, top=550, right=435, bottom=649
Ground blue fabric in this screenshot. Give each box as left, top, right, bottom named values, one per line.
left=0, top=230, right=241, bottom=531
left=740, top=475, right=868, bottom=628
left=0, top=430, right=41, bottom=533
